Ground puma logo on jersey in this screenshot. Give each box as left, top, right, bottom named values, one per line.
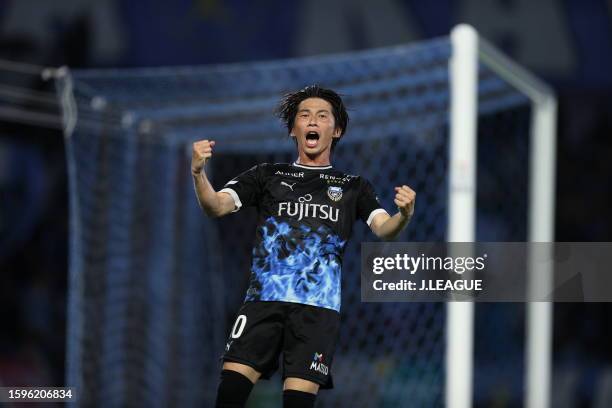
left=281, top=181, right=297, bottom=191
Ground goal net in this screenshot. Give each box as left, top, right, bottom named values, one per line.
left=58, top=26, right=554, bottom=407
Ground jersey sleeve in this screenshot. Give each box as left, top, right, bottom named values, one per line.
left=219, top=164, right=263, bottom=212
left=357, top=177, right=388, bottom=226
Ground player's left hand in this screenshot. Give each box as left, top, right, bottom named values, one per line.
left=394, top=185, right=416, bottom=218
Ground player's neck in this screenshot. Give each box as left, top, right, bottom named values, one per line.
left=296, top=150, right=332, bottom=167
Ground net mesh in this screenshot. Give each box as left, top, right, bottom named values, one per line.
left=60, top=37, right=531, bottom=407
left=472, top=103, right=531, bottom=407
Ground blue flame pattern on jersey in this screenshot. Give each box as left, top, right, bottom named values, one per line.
left=245, top=216, right=347, bottom=311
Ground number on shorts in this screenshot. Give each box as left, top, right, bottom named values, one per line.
left=231, top=314, right=247, bottom=338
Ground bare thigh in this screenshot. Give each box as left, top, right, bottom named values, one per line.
left=283, top=377, right=320, bottom=394
left=222, top=361, right=262, bottom=384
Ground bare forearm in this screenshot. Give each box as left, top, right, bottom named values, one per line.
left=378, top=212, right=412, bottom=241
left=192, top=170, right=223, bottom=217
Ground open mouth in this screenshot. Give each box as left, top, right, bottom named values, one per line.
left=305, top=131, right=319, bottom=148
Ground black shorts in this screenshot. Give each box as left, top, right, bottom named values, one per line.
left=221, top=301, right=340, bottom=389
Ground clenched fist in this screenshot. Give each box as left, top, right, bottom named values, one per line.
left=191, top=140, right=216, bottom=175
left=394, top=185, right=416, bottom=218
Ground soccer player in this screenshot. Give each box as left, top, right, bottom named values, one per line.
left=191, top=85, right=415, bottom=408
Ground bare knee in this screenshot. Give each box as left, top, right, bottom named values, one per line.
left=222, top=361, right=261, bottom=384
left=283, top=377, right=320, bottom=394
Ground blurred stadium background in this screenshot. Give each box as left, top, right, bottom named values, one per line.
left=1, top=1, right=611, bottom=407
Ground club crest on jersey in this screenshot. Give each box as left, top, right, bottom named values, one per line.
left=327, top=186, right=343, bottom=202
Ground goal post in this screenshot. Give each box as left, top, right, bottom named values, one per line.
left=447, top=24, right=557, bottom=408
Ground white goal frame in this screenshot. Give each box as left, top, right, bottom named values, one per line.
left=447, top=24, right=557, bottom=408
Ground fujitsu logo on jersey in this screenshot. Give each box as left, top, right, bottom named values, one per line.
left=277, top=194, right=339, bottom=222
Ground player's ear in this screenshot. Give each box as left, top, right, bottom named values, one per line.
left=333, top=128, right=341, bottom=137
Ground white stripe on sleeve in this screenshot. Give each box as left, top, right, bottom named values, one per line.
left=366, top=208, right=388, bottom=226
left=219, top=187, right=242, bottom=213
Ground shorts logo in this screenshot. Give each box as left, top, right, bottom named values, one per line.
left=327, top=186, right=343, bottom=202
left=309, top=352, right=329, bottom=375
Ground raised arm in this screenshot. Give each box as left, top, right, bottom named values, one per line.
left=191, top=140, right=236, bottom=217
left=370, top=185, right=415, bottom=241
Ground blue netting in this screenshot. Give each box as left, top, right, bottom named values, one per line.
left=60, top=36, right=531, bottom=407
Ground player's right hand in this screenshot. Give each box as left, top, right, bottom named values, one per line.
left=191, top=139, right=215, bottom=175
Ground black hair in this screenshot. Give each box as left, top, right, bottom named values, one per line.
left=275, top=85, right=349, bottom=152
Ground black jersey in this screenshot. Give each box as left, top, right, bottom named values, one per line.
left=219, top=162, right=387, bottom=312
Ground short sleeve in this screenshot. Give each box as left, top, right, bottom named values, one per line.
left=356, top=177, right=388, bottom=226
left=219, top=164, right=262, bottom=213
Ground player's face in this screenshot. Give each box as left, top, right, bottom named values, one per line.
left=291, top=98, right=341, bottom=158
